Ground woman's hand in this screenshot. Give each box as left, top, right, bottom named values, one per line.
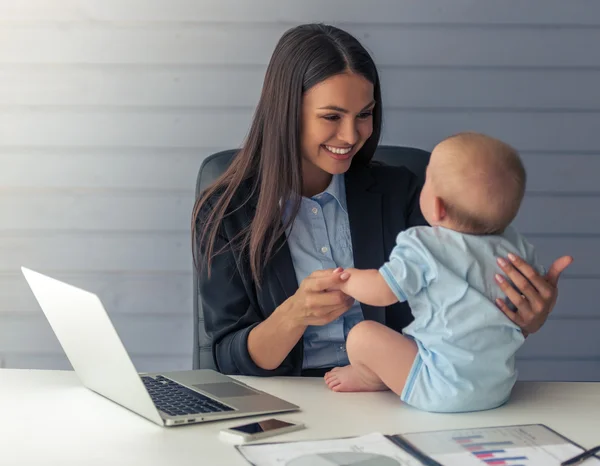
left=494, top=254, right=573, bottom=336
left=287, top=268, right=354, bottom=327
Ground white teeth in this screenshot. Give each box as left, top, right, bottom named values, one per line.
left=325, top=145, right=352, bottom=155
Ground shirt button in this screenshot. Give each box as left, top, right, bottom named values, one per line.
left=340, top=345, right=346, bottom=352
left=321, top=246, right=329, bottom=254
left=311, top=207, right=318, bottom=215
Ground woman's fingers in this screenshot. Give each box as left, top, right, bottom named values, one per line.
left=494, top=273, right=536, bottom=317
left=496, top=256, right=545, bottom=304
left=494, top=297, right=524, bottom=327
left=305, top=290, right=351, bottom=308
left=308, top=271, right=349, bottom=292
left=545, top=255, right=573, bottom=286
left=494, top=253, right=573, bottom=335
left=304, top=296, right=354, bottom=325
left=293, top=268, right=357, bottom=326
left=310, top=268, right=341, bottom=278
left=494, top=298, right=529, bottom=337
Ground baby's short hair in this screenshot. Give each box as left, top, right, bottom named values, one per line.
left=432, top=132, right=526, bottom=235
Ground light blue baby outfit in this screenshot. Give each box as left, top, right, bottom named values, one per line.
left=379, top=225, right=544, bottom=413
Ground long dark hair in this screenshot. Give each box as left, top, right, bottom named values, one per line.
left=192, top=23, right=382, bottom=285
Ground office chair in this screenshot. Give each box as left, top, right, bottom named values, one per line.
left=193, top=145, right=431, bottom=369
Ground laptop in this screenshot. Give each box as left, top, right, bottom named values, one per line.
left=21, top=267, right=299, bottom=427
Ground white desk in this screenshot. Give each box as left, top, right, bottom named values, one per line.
left=1, top=369, right=599, bottom=465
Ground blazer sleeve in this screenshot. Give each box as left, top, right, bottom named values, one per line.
left=196, top=200, right=296, bottom=376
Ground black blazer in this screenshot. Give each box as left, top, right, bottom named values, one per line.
left=197, top=162, right=427, bottom=376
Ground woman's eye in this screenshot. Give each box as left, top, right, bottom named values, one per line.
left=322, top=114, right=341, bottom=121
left=357, top=111, right=373, bottom=119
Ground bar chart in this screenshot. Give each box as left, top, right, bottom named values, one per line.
left=401, top=424, right=600, bottom=466
left=453, top=435, right=528, bottom=465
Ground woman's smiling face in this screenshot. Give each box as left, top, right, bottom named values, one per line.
left=300, top=71, right=375, bottom=196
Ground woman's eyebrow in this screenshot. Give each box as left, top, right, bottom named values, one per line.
left=318, top=100, right=376, bottom=113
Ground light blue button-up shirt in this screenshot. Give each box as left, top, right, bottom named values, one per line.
left=283, top=174, right=364, bottom=369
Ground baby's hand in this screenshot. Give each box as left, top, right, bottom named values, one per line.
left=326, top=267, right=350, bottom=292
left=339, top=268, right=356, bottom=281
left=332, top=268, right=356, bottom=294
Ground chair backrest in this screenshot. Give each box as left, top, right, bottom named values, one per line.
left=192, top=145, right=431, bottom=369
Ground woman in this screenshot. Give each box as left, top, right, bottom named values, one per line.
left=192, top=23, right=572, bottom=377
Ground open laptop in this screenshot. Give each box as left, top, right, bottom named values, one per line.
left=21, top=267, right=299, bottom=427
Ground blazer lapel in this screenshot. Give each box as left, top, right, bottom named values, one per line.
left=243, top=183, right=298, bottom=310
left=266, top=232, right=299, bottom=305
left=345, top=165, right=386, bottom=324
left=249, top=166, right=388, bottom=321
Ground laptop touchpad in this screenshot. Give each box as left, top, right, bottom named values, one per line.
left=194, top=382, right=257, bottom=398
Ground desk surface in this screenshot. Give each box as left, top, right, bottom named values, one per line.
left=1, top=369, right=599, bottom=465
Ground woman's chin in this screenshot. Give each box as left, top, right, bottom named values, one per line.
left=324, top=158, right=353, bottom=174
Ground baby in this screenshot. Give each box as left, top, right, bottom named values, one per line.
left=325, top=132, right=544, bottom=413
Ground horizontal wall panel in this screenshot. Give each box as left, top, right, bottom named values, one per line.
left=1, top=273, right=595, bottom=319
left=0, top=110, right=596, bottom=152
left=1, top=26, right=599, bottom=67
left=0, top=151, right=598, bottom=195
left=2, top=0, right=599, bottom=25
left=380, top=69, right=600, bottom=110
left=1, top=353, right=192, bottom=372
left=0, top=313, right=192, bottom=356
left=3, top=357, right=597, bottom=382
left=516, top=360, right=600, bottom=382
left=4, top=68, right=600, bottom=110
left=547, top=278, right=600, bottom=319
left=0, top=234, right=191, bottom=273
left=522, top=154, right=600, bottom=194
left=1, top=192, right=194, bottom=231
left=515, top=197, right=600, bottom=235
left=0, top=149, right=213, bottom=191
left=0, top=109, right=254, bottom=148
left=0, top=234, right=597, bottom=276
left=3, top=191, right=599, bottom=236
left=0, top=67, right=265, bottom=107
left=0, top=272, right=192, bottom=315
left=380, top=112, right=598, bottom=152
left=528, top=237, right=599, bottom=277
left=519, top=320, right=600, bottom=359
left=1, top=317, right=596, bottom=374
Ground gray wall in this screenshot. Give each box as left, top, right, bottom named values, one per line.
left=1, top=1, right=598, bottom=380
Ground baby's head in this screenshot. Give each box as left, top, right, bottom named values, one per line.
left=420, top=132, right=526, bottom=235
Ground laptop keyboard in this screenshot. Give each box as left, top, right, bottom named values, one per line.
left=141, top=375, right=234, bottom=417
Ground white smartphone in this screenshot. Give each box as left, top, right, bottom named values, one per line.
left=219, top=418, right=305, bottom=444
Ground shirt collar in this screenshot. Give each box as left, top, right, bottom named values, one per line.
left=281, top=174, right=348, bottom=221
left=312, top=174, right=348, bottom=213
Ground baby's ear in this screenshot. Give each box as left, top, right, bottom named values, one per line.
left=432, top=196, right=447, bottom=222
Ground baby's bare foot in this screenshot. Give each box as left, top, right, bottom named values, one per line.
left=324, top=365, right=387, bottom=392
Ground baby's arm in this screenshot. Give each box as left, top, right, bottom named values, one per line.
left=339, top=268, right=399, bottom=307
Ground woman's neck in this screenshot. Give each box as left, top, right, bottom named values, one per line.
left=302, top=163, right=333, bottom=198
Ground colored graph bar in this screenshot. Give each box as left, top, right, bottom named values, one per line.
left=464, top=442, right=515, bottom=448
left=483, top=457, right=528, bottom=464
left=474, top=450, right=507, bottom=455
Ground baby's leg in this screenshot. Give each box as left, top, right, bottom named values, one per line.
left=324, top=320, right=418, bottom=395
